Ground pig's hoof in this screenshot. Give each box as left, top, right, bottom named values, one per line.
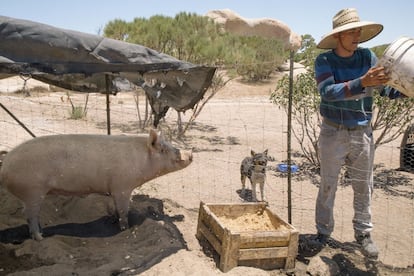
left=119, top=220, right=129, bottom=231
left=32, top=233, right=44, bottom=241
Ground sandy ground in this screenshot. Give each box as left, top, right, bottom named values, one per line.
left=0, top=73, right=413, bottom=275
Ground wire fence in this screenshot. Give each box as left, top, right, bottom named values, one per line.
left=0, top=80, right=413, bottom=269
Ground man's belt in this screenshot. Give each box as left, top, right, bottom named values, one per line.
left=323, top=119, right=368, bottom=131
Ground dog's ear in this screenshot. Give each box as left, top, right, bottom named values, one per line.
left=251, top=149, right=256, bottom=156
left=264, top=149, right=268, bottom=155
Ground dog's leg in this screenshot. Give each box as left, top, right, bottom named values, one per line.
left=241, top=174, right=246, bottom=195
left=251, top=181, right=257, bottom=202
left=260, top=181, right=264, bottom=202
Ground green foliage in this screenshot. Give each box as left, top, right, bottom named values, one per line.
left=117, top=13, right=226, bottom=64
left=104, top=19, right=130, bottom=41
left=67, top=92, right=88, bottom=120
left=294, top=34, right=324, bottom=67
left=270, top=67, right=321, bottom=166
left=372, top=90, right=414, bottom=147
left=233, top=36, right=287, bottom=81
left=371, top=44, right=390, bottom=59
left=69, top=106, right=87, bottom=120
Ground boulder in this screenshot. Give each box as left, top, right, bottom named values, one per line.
left=205, top=9, right=301, bottom=51
left=307, top=255, right=341, bottom=276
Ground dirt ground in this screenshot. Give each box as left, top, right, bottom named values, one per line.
left=0, top=73, right=413, bottom=275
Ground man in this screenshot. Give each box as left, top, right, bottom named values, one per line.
left=313, top=8, right=402, bottom=259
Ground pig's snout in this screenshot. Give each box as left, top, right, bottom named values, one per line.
left=0, top=150, right=8, bottom=167
left=180, top=150, right=193, bottom=163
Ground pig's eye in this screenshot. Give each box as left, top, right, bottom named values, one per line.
left=160, top=144, right=171, bottom=154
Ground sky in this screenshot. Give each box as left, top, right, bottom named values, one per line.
left=2, top=0, right=413, bottom=48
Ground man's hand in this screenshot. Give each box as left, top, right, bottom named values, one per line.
left=361, top=66, right=390, bottom=87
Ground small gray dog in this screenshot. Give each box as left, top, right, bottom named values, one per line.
left=240, top=149, right=269, bottom=201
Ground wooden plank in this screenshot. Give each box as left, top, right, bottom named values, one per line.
left=240, top=230, right=290, bottom=240
left=238, top=247, right=289, bottom=260
left=219, top=228, right=240, bottom=272
left=195, top=202, right=205, bottom=240
left=198, top=221, right=223, bottom=256
left=239, top=231, right=290, bottom=248
left=266, top=208, right=296, bottom=231
left=285, top=229, right=299, bottom=269
left=240, top=240, right=288, bottom=248
left=226, top=203, right=266, bottom=217
left=206, top=202, right=267, bottom=218
left=200, top=202, right=225, bottom=240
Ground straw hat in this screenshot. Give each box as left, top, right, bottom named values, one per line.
left=317, top=8, right=383, bottom=49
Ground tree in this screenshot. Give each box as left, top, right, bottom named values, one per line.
left=104, top=19, right=130, bottom=41
left=270, top=67, right=321, bottom=166
left=233, top=36, right=287, bottom=82
left=294, top=34, right=323, bottom=67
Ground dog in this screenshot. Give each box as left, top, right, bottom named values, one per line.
left=240, top=149, right=269, bottom=202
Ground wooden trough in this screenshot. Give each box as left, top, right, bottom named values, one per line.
left=196, top=202, right=299, bottom=272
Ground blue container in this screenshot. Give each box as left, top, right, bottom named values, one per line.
left=277, top=163, right=298, bottom=173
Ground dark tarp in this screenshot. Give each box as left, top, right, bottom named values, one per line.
left=0, top=16, right=216, bottom=125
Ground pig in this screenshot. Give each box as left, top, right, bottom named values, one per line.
left=0, top=129, right=192, bottom=240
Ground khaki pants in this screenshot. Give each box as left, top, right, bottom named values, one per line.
left=316, top=121, right=375, bottom=236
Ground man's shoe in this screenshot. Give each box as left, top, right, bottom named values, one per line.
left=306, top=233, right=329, bottom=251
left=355, top=233, right=379, bottom=259
left=315, top=233, right=329, bottom=246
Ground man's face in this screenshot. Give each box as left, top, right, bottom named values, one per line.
left=336, top=27, right=362, bottom=52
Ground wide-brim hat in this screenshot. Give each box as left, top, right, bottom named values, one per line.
left=317, top=8, right=383, bottom=49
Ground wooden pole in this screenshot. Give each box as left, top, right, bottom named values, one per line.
left=0, top=102, right=36, bottom=138
left=105, top=74, right=111, bottom=135
left=287, top=50, right=294, bottom=224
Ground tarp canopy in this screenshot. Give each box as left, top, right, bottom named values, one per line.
left=0, top=15, right=216, bottom=125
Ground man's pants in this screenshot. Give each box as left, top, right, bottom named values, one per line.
left=316, top=121, right=375, bottom=236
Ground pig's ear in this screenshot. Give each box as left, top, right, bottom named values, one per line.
left=148, top=129, right=160, bottom=151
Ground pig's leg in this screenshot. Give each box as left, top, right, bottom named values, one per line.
left=112, top=192, right=130, bottom=231
left=24, top=199, right=43, bottom=241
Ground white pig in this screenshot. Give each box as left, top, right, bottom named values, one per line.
left=0, top=129, right=192, bottom=240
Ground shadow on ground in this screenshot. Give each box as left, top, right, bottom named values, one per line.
left=0, top=194, right=187, bottom=275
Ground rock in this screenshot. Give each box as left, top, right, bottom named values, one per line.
left=205, top=9, right=301, bottom=51
left=307, top=255, right=340, bottom=276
